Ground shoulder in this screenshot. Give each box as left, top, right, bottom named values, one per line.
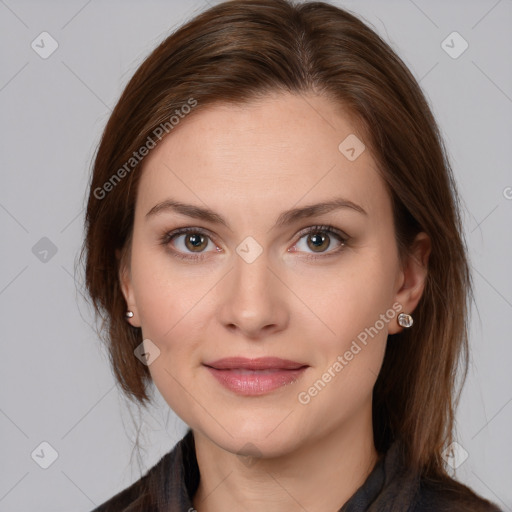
left=413, top=475, right=503, bottom=512
left=89, top=428, right=196, bottom=512
left=89, top=473, right=154, bottom=512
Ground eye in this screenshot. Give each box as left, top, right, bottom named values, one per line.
left=160, top=227, right=220, bottom=261
left=290, top=224, right=348, bottom=260
left=160, top=224, right=348, bottom=262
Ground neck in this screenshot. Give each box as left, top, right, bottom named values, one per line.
left=191, top=405, right=378, bottom=512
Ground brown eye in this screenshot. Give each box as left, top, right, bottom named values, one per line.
left=183, top=232, right=208, bottom=252
left=162, top=227, right=217, bottom=259
left=306, top=232, right=331, bottom=252
left=292, top=225, right=347, bottom=257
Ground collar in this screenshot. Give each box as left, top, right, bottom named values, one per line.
left=146, top=429, right=418, bottom=512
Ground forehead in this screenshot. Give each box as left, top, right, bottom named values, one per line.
left=135, top=92, right=389, bottom=224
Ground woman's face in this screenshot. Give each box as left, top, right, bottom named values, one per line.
left=120, top=92, right=428, bottom=457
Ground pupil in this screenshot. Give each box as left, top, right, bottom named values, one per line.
left=309, top=233, right=328, bottom=251
left=188, top=234, right=204, bottom=249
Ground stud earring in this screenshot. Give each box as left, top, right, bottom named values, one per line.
left=397, top=313, right=413, bottom=328
left=125, top=310, right=134, bottom=319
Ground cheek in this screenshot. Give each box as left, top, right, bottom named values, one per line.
left=130, top=242, right=202, bottom=338
left=293, top=256, right=393, bottom=429
left=129, top=243, right=213, bottom=389
left=293, top=249, right=398, bottom=349
left=129, top=245, right=208, bottom=416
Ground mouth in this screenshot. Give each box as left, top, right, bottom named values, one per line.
left=203, top=357, right=309, bottom=395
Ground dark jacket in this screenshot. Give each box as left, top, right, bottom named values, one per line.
left=91, top=428, right=503, bottom=511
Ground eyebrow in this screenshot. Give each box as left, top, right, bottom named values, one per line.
left=145, top=197, right=367, bottom=229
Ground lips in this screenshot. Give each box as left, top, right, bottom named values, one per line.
left=203, top=357, right=308, bottom=371
left=203, top=357, right=309, bottom=395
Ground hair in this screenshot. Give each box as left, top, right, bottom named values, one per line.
left=81, top=0, right=474, bottom=490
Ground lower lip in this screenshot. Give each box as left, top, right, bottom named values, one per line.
left=205, top=366, right=308, bottom=395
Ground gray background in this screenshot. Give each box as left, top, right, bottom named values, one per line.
left=1, top=0, right=511, bottom=510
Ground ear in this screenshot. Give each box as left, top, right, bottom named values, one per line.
left=388, top=232, right=431, bottom=335
left=116, top=247, right=141, bottom=328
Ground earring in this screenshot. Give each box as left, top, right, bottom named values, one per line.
left=397, top=313, right=413, bottom=328
left=125, top=310, right=134, bottom=319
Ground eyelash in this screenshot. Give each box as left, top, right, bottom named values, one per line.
left=159, top=224, right=349, bottom=262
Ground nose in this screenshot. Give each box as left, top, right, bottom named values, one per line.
left=216, top=249, right=289, bottom=339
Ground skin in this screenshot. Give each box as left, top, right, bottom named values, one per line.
left=119, top=92, right=431, bottom=512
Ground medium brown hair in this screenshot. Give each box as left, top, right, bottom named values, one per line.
left=81, top=0, right=473, bottom=483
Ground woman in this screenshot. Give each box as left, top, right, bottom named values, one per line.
left=82, top=0, right=502, bottom=510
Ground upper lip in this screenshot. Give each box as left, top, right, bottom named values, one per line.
left=203, top=357, right=308, bottom=371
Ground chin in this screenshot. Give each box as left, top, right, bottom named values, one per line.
left=196, top=414, right=304, bottom=459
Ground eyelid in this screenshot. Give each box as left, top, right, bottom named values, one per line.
left=294, top=224, right=348, bottom=243
left=161, top=224, right=349, bottom=260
